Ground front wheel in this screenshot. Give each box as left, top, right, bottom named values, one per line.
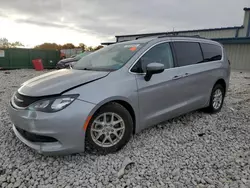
left=85, top=102, right=133, bottom=154
left=205, top=84, right=225, bottom=113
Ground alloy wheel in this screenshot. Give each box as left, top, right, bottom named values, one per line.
left=212, top=88, right=223, bottom=110
left=90, top=112, right=125, bottom=147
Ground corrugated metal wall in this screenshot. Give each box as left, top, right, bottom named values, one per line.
left=177, top=29, right=236, bottom=38
left=224, top=44, right=250, bottom=70
left=116, top=29, right=238, bottom=42
left=0, top=48, right=60, bottom=69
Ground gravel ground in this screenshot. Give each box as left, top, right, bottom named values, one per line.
left=0, top=69, right=250, bottom=188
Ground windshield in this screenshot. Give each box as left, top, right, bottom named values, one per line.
left=73, top=42, right=145, bottom=71
left=74, top=52, right=91, bottom=61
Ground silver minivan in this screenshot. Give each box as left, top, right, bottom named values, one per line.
left=8, top=36, right=230, bottom=155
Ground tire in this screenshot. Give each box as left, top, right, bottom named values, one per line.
left=85, top=102, right=133, bottom=154
left=205, top=84, right=225, bottom=113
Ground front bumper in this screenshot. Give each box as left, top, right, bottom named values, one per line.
left=8, top=99, right=95, bottom=155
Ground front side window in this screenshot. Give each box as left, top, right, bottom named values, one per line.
left=131, top=42, right=174, bottom=73
left=200, top=43, right=222, bottom=62
left=73, top=42, right=146, bottom=71
left=173, top=42, right=203, bottom=67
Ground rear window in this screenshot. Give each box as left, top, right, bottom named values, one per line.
left=172, top=42, right=203, bottom=67
left=200, top=43, right=222, bottom=62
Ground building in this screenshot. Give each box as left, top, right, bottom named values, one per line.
left=102, top=8, right=250, bottom=70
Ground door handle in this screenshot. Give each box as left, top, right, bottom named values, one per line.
left=172, top=75, right=183, bottom=80
left=172, top=73, right=189, bottom=80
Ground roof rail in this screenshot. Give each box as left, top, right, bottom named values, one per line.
left=118, top=40, right=131, bottom=43
left=135, top=35, right=159, bottom=40
left=158, top=34, right=202, bottom=38
left=135, top=34, right=204, bottom=40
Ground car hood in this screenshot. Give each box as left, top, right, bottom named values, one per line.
left=18, top=69, right=109, bottom=97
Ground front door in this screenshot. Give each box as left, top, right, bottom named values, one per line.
left=131, top=42, right=189, bottom=129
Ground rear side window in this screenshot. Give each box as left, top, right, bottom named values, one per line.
left=172, top=42, right=203, bottom=67
left=200, top=43, right=222, bottom=62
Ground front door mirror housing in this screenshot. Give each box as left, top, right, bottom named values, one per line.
left=144, top=62, right=164, bottom=81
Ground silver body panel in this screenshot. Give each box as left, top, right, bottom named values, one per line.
left=8, top=37, right=230, bottom=155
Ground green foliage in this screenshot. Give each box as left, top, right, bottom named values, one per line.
left=0, top=38, right=24, bottom=48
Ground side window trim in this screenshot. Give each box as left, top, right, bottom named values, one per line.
left=169, top=42, right=178, bottom=68
left=198, top=43, right=205, bottom=62
left=130, top=41, right=175, bottom=74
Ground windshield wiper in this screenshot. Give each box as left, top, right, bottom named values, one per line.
left=74, top=67, right=113, bottom=72
left=82, top=68, right=95, bottom=71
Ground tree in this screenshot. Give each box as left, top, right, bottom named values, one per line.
left=93, top=45, right=104, bottom=51
left=78, top=43, right=87, bottom=51
left=34, top=43, right=61, bottom=50
left=34, top=43, right=77, bottom=50
left=0, top=38, right=24, bottom=48
left=0, top=38, right=9, bottom=48
left=10, top=41, right=24, bottom=48
left=86, top=46, right=94, bottom=51
left=61, top=43, right=75, bottom=49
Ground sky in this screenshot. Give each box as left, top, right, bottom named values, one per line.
left=0, top=0, right=250, bottom=47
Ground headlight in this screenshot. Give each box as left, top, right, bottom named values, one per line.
left=28, top=94, right=79, bottom=112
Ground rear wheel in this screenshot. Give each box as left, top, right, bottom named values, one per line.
left=85, top=102, right=133, bottom=154
left=206, top=84, right=225, bottom=113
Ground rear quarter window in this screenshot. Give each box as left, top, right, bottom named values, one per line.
left=200, top=43, right=222, bottom=62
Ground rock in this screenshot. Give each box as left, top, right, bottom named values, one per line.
left=240, top=183, right=247, bottom=188
left=89, top=177, right=96, bottom=184
left=204, top=177, right=214, bottom=184
left=216, top=181, right=224, bottom=188
left=0, top=175, right=7, bottom=183
left=13, top=180, right=21, bottom=187
left=2, top=182, right=8, bottom=188
left=197, top=184, right=206, bottom=188
left=172, top=168, right=180, bottom=177
left=10, top=177, right=15, bottom=183
left=117, top=157, right=134, bottom=179
left=7, top=183, right=14, bottom=188
left=97, top=182, right=103, bottom=188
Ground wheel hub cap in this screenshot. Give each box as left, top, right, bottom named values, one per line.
left=90, top=112, right=125, bottom=147
left=212, top=89, right=223, bottom=110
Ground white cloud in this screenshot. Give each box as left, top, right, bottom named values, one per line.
left=0, top=18, right=102, bottom=47
left=0, top=0, right=250, bottom=46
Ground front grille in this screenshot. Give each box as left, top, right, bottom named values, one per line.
left=13, top=92, right=41, bottom=108
left=16, top=127, right=57, bottom=143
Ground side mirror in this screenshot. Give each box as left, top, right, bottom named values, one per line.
left=144, top=62, right=164, bottom=81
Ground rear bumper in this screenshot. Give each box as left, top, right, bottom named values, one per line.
left=8, top=99, right=95, bottom=155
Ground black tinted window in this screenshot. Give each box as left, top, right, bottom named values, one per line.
left=173, top=42, right=203, bottom=67
left=131, top=42, right=173, bottom=73
left=200, top=43, right=222, bottom=62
